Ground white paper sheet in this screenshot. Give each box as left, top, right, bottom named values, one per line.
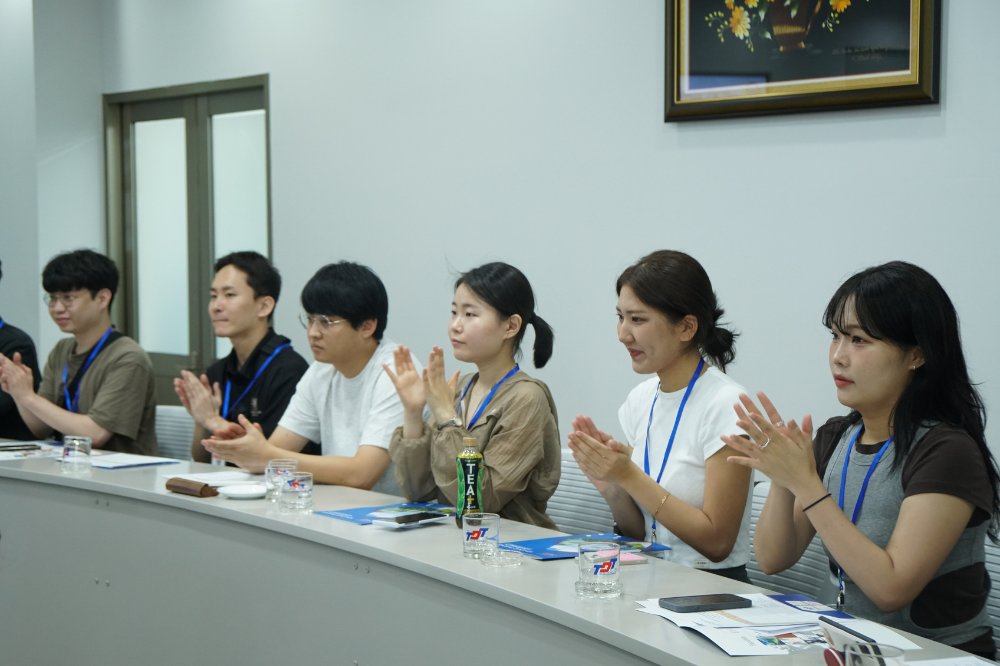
left=0, top=442, right=61, bottom=460
left=636, top=596, right=923, bottom=657
left=90, top=453, right=180, bottom=469
left=639, top=593, right=839, bottom=627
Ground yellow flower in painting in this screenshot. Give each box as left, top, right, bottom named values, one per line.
left=725, top=0, right=734, bottom=8
left=729, top=6, right=750, bottom=38
left=746, top=0, right=759, bottom=7
left=832, top=0, right=850, bottom=11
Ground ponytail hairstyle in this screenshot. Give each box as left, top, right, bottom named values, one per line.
left=455, top=262, right=554, bottom=368
left=616, top=250, right=738, bottom=371
left=823, top=261, right=1000, bottom=542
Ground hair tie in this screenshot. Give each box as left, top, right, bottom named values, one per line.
left=528, top=313, right=537, bottom=325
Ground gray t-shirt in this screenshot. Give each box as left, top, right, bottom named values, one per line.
left=39, top=335, right=158, bottom=456
left=817, top=417, right=993, bottom=649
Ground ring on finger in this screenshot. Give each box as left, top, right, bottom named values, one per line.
left=761, top=438, right=771, bottom=450
left=775, top=420, right=786, bottom=428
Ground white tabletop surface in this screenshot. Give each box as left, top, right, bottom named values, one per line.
left=0, top=452, right=972, bottom=665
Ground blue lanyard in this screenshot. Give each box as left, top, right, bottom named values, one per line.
left=643, top=357, right=705, bottom=536
left=222, top=343, right=290, bottom=419
left=0, top=319, right=5, bottom=332
left=835, top=427, right=894, bottom=607
left=458, top=364, right=519, bottom=429
left=62, top=326, right=115, bottom=413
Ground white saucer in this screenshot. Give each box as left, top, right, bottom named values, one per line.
left=217, top=484, right=267, bottom=499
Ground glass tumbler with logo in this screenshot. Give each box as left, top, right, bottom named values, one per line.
left=462, top=512, right=499, bottom=558
left=265, top=459, right=298, bottom=502
left=575, top=541, right=622, bottom=598
left=278, top=472, right=313, bottom=514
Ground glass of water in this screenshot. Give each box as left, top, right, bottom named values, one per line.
left=61, top=436, right=92, bottom=474
left=462, top=513, right=499, bottom=559
left=278, top=472, right=313, bottom=514
left=265, top=459, right=297, bottom=502
left=575, top=541, right=622, bottom=598
left=844, top=644, right=905, bottom=666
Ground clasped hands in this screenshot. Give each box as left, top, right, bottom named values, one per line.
left=570, top=391, right=822, bottom=501
left=383, top=345, right=459, bottom=425
left=723, top=392, right=821, bottom=499
left=0, top=352, right=35, bottom=400
left=567, top=416, right=636, bottom=492
left=200, top=414, right=270, bottom=472
left=173, top=370, right=224, bottom=430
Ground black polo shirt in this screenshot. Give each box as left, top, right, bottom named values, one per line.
left=205, top=328, right=319, bottom=455
left=0, top=317, right=42, bottom=440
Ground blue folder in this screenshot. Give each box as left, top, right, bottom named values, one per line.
left=316, top=502, right=454, bottom=525
left=498, top=532, right=670, bottom=560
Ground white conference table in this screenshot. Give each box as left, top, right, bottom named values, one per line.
left=0, top=455, right=972, bottom=666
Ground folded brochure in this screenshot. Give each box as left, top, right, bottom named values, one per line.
left=316, top=502, right=455, bottom=525
left=637, top=593, right=920, bottom=656
left=498, top=532, right=669, bottom=560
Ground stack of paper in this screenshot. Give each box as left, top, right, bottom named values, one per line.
left=498, top=533, right=669, bottom=560
left=637, top=593, right=921, bottom=656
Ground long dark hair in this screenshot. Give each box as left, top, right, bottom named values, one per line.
left=824, top=261, right=1000, bottom=541
left=616, top=250, right=738, bottom=371
left=455, top=262, right=554, bottom=368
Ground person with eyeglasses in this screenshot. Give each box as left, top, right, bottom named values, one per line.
left=202, top=262, right=421, bottom=493
left=0, top=259, right=43, bottom=440
left=175, top=252, right=317, bottom=463
left=0, top=250, right=158, bottom=455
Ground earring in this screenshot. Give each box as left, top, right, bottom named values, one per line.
left=911, top=366, right=916, bottom=370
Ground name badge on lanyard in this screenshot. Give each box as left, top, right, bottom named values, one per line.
left=222, top=343, right=290, bottom=420
left=458, top=365, right=519, bottom=430
left=62, top=326, right=115, bottom=413
left=643, top=357, right=705, bottom=543
left=835, top=427, right=893, bottom=609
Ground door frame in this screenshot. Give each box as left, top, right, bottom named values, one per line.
left=103, top=74, right=271, bottom=404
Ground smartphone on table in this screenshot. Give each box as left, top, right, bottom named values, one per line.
left=371, top=512, right=449, bottom=528
left=658, top=594, right=752, bottom=613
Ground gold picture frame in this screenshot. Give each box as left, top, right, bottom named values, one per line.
left=665, top=0, right=941, bottom=121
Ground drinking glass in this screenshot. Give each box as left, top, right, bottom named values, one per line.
left=61, top=436, right=92, bottom=474
left=462, top=513, right=499, bottom=559
left=575, top=541, right=622, bottom=598
left=278, top=472, right=313, bottom=514
left=265, top=459, right=297, bottom=502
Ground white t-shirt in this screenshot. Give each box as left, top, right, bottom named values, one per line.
left=618, top=365, right=752, bottom=570
left=278, top=339, right=418, bottom=496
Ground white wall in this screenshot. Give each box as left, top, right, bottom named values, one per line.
left=0, top=0, right=39, bottom=342
left=32, top=0, right=106, bottom=361
left=30, top=1, right=1000, bottom=449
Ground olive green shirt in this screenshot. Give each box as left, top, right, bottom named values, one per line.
left=38, top=335, right=158, bottom=456
left=389, top=371, right=560, bottom=529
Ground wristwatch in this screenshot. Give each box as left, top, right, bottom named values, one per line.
left=436, top=416, right=463, bottom=431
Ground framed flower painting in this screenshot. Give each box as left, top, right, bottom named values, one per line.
left=665, top=0, right=941, bottom=121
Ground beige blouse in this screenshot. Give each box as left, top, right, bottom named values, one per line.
left=389, top=371, right=561, bottom=529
